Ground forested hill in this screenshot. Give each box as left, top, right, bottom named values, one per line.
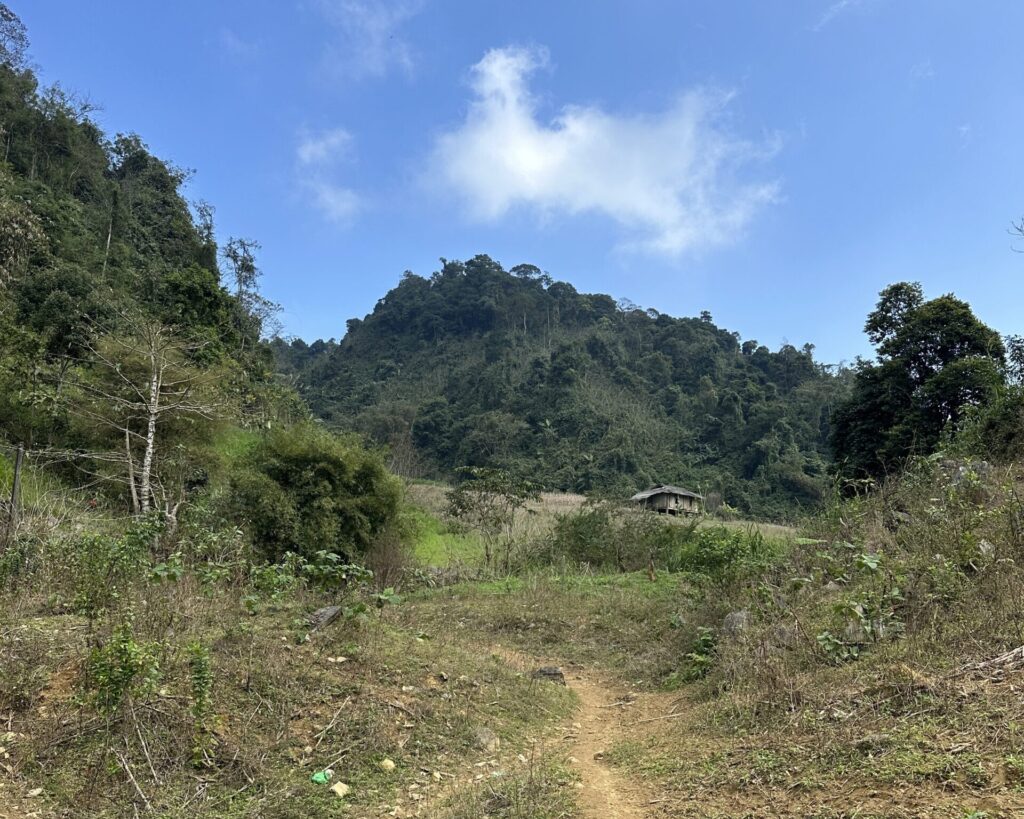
left=0, top=39, right=298, bottom=505
left=273, top=256, right=851, bottom=518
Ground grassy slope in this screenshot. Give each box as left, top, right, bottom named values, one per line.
left=0, top=462, right=580, bottom=818
left=7, top=467, right=1024, bottom=817
left=399, top=474, right=1024, bottom=817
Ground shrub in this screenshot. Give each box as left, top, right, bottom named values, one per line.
left=547, top=502, right=617, bottom=567
left=86, top=621, right=161, bottom=715
left=69, top=514, right=162, bottom=619
left=228, top=423, right=401, bottom=561
left=670, top=525, right=776, bottom=581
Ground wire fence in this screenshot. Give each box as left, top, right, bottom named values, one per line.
left=1, top=440, right=127, bottom=549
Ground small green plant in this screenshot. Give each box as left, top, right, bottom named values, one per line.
left=149, top=552, right=185, bottom=583
left=248, top=553, right=304, bottom=601
left=301, top=550, right=373, bottom=591
left=187, top=640, right=214, bottom=766
left=373, top=586, right=402, bottom=610
left=71, top=514, right=163, bottom=619
left=683, top=627, right=717, bottom=681
left=816, top=629, right=860, bottom=664
left=86, top=622, right=161, bottom=715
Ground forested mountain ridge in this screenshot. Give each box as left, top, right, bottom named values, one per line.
left=0, top=39, right=302, bottom=516
left=273, top=256, right=851, bottom=518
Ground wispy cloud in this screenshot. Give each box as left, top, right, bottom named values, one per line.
left=315, top=0, right=423, bottom=80
left=909, top=60, right=935, bottom=82
left=957, top=123, right=973, bottom=147
left=218, top=28, right=261, bottom=61
left=430, top=46, right=780, bottom=257
left=296, top=127, right=361, bottom=224
left=812, top=0, right=863, bottom=31
left=297, top=128, right=354, bottom=165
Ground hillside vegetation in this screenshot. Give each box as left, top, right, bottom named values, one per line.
left=273, top=257, right=849, bottom=519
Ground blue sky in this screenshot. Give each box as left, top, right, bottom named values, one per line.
left=18, top=0, right=1024, bottom=363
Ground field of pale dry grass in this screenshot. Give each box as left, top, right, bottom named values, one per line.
left=404, top=481, right=795, bottom=568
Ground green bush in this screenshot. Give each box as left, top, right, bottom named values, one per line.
left=670, top=525, right=776, bottom=580
left=86, top=622, right=161, bottom=715
left=69, top=515, right=162, bottom=619
left=547, top=505, right=777, bottom=581
left=228, top=423, right=401, bottom=561
left=547, top=502, right=618, bottom=567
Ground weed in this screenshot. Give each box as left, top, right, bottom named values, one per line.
left=187, top=640, right=214, bottom=766
left=85, top=620, right=160, bottom=715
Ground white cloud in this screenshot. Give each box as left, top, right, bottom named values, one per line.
left=430, top=47, right=780, bottom=257
left=909, top=60, right=935, bottom=82
left=308, top=181, right=361, bottom=222
left=219, top=28, right=261, bottom=60
left=297, top=127, right=354, bottom=165
left=296, top=127, right=360, bottom=224
left=316, top=0, right=423, bottom=80
left=812, top=0, right=863, bottom=31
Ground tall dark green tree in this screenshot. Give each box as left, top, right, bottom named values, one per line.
left=832, top=282, right=1004, bottom=480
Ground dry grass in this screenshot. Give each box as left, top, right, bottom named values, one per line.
left=0, top=560, right=575, bottom=817
left=405, top=480, right=792, bottom=569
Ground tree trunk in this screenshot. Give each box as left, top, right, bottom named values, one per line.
left=139, top=369, right=159, bottom=514
left=101, top=213, right=113, bottom=278
left=125, top=427, right=140, bottom=515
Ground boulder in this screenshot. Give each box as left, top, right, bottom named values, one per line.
left=307, top=605, right=343, bottom=633
left=531, top=666, right=566, bottom=685
left=722, top=609, right=750, bottom=637
left=473, top=726, right=500, bottom=753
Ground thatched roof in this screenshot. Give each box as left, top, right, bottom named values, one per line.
left=630, top=484, right=702, bottom=502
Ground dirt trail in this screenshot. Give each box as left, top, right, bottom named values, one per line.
left=492, top=645, right=656, bottom=818
left=566, top=669, right=648, bottom=818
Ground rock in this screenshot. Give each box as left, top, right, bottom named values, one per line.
left=854, top=733, right=891, bottom=753
left=379, top=758, right=396, bottom=772
left=978, top=539, right=995, bottom=558
left=722, top=609, right=750, bottom=637
left=531, top=666, right=566, bottom=685
left=27, top=788, right=43, bottom=798
left=330, top=781, right=350, bottom=798
left=842, top=619, right=868, bottom=645
left=307, top=605, right=343, bottom=633
left=893, top=511, right=913, bottom=526
left=771, top=623, right=800, bottom=649
left=824, top=581, right=842, bottom=593
left=473, top=726, right=500, bottom=753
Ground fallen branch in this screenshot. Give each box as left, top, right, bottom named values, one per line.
left=113, top=747, right=152, bottom=812
left=627, top=709, right=685, bottom=726
left=950, top=644, right=1024, bottom=678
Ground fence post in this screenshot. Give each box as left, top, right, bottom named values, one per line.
left=3, top=445, right=24, bottom=550
left=11, top=444, right=24, bottom=526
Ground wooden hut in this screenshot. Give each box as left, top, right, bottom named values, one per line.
left=630, top=484, right=702, bottom=516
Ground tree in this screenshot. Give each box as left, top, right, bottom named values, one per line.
left=832, top=283, right=1005, bottom=480
left=0, top=3, right=27, bottom=69
left=445, top=467, right=539, bottom=571
left=0, top=166, right=45, bottom=284
left=221, top=236, right=280, bottom=341
left=67, top=311, right=223, bottom=522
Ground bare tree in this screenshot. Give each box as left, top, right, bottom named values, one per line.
left=1012, top=216, right=1024, bottom=253
left=65, top=311, right=222, bottom=526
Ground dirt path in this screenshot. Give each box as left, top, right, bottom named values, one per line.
left=491, top=645, right=654, bottom=818
left=566, top=668, right=648, bottom=818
